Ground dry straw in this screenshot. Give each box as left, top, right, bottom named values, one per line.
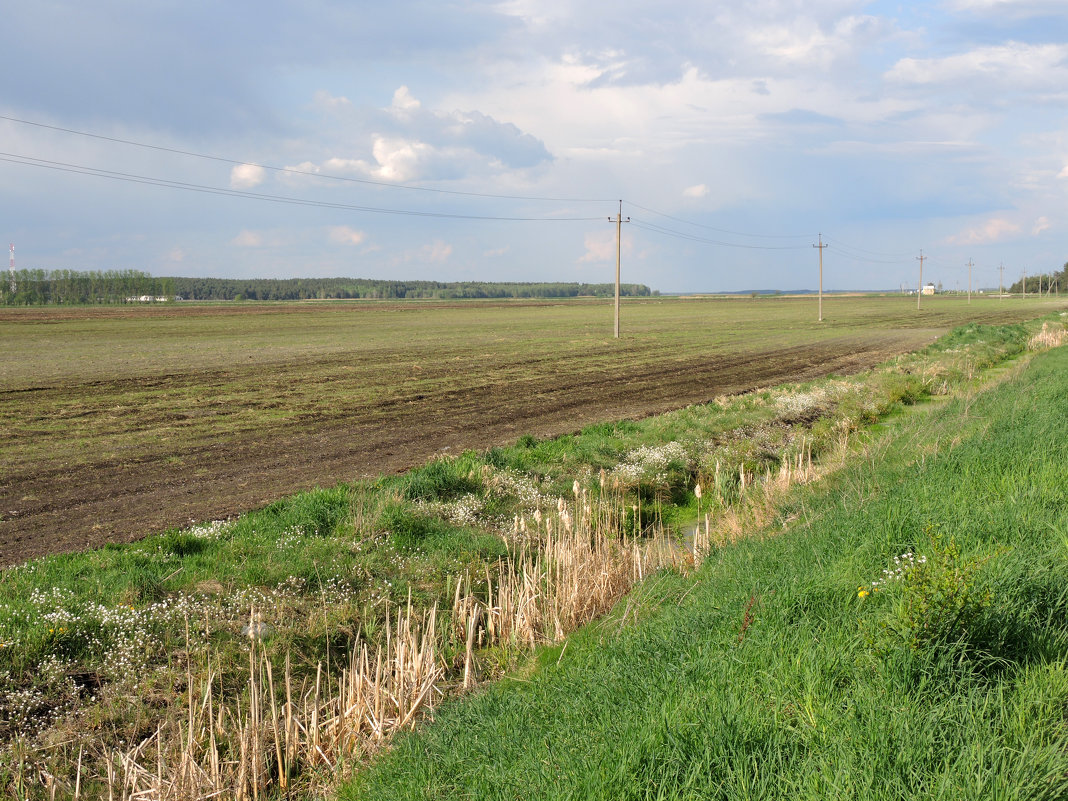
left=105, top=491, right=685, bottom=800
left=1028, top=322, right=1067, bottom=350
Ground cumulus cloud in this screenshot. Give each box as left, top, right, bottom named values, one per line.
left=391, top=85, right=421, bottom=112
left=948, top=218, right=1021, bottom=244
left=1059, top=164, right=1068, bottom=179
left=683, top=184, right=709, bottom=198
left=1032, top=216, right=1050, bottom=235
left=292, top=87, right=552, bottom=184
left=231, top=230, right=263, bottom=247
left=370, top=137, right=436, bottom=182
left=230, top=163, right=265, bottom=189
left=328, top=225, right=366, bottom=245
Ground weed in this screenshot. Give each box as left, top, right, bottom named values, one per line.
left=865, top=531, right=992, bottom=657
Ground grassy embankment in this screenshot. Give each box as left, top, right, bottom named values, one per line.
left=0, top=310, right=1064, bottom=798
left=346, top=324, right=1068, bottom=800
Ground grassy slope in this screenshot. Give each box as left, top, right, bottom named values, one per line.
left=345, top=346, right=1068, bottom=800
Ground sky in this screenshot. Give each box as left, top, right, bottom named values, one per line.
left=2, top=0, right=1067, bottom=293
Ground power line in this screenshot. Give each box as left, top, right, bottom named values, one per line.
left=0, top=113, right=613, bottom=204
left=0, top=152, right=605, bottom=222
left=623, top=199, right=811, bottom=240
left=825, top=243, right=909, bottom=265
left=630, top=218, right=810, bottom=250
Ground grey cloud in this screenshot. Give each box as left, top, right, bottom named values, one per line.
left=3, top=0, right=514, bottom=135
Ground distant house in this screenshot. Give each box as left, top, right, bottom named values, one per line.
left=922, top=283, right=936, bottom=295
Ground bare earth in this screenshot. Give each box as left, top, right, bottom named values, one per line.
left=1, top=332, right=924, bottom=566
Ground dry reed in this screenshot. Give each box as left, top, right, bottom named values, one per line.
left=105, top=492, right=686, bottom=800
left=1028, top=322, right=1067, bottom=350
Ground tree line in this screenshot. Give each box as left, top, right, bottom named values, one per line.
left=1007, top=262, right=1068, bottom=295
left=0, top=271, right=656, bottom=305
left=0, top=269, right=173, bottom=305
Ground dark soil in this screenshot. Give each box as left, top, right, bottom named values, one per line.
left=0, top=333, right=929, bottom=565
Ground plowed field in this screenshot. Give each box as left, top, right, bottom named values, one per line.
left=2, top=294, right=1062, bottom=565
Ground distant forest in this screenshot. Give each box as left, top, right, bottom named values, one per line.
left=1008, top=262, right=1068, bottom=295
left=0, top=270, right=657, bottom=305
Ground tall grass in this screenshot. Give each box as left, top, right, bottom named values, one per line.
left=93, top=495, right=686, bottom=800
left=344, top=336, right=1068, bottom=800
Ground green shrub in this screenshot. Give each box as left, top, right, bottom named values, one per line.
left=867, top=532, right=992, bottom=657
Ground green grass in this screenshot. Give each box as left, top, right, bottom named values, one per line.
left=0, top=313, right=1063, bottom=797
left=343, top=344, right=1068, bottom=799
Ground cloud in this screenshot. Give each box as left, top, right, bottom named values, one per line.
left=230, top=164, right=265, bottom=189
left=1032, top=216, right=1050, bottom=235
left=294, top=87, right=552, bottom=183
left=391, top=85, right=421, bottom=112
left=683, top=184, right=709, bottom=198
left=578, top=231, right=615, bottom=263
left=370, top=137, right=437, bottom=182
left=166, top=247, right=185, bottom=262
left=312, top=90, right=352, bottom=111
left=578, top=229, right=632, bottom=263
left=887, top=43, right=1068, bottom=91
left=328, top=226, right=366, bottom=246
left=948, top=0, right=1068, bottom=16
left=421, top=240, right=452, bottom=262
left=483, top=246, right=509, bottom=257
left=947, top=218, right=1021, bottom=244
left=231, top=230, right=263, bottom=247
left=1059, top=164, right=1068, bottom=179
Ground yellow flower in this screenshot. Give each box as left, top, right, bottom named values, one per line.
left=857, top=590, right=869, bottom=598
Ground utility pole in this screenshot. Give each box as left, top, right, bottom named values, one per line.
left=609, top=200, right=630, bottom=339
left=966, top=258, right=973, bottom=304
left=813, top=233, right=827, bottom=322
left=8, top=243, right=14, bottom=295
left=1023, top=271, right=1027, bottom=299
left=916, top=250, right=926, bottom=310
left=999, top=263, right=1004, bottom=300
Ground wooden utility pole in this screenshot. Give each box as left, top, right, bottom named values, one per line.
left=1023, top=271, right=1027, bottom=298
left=813, top=233, right=827, bottom=322
left=610, top=200, right=630, bottom=339
left=966, top=258, right=973, bottom=304
left=999, top=263, right=1004, bottom=300
left=916, top=250, right=926, bottom=310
